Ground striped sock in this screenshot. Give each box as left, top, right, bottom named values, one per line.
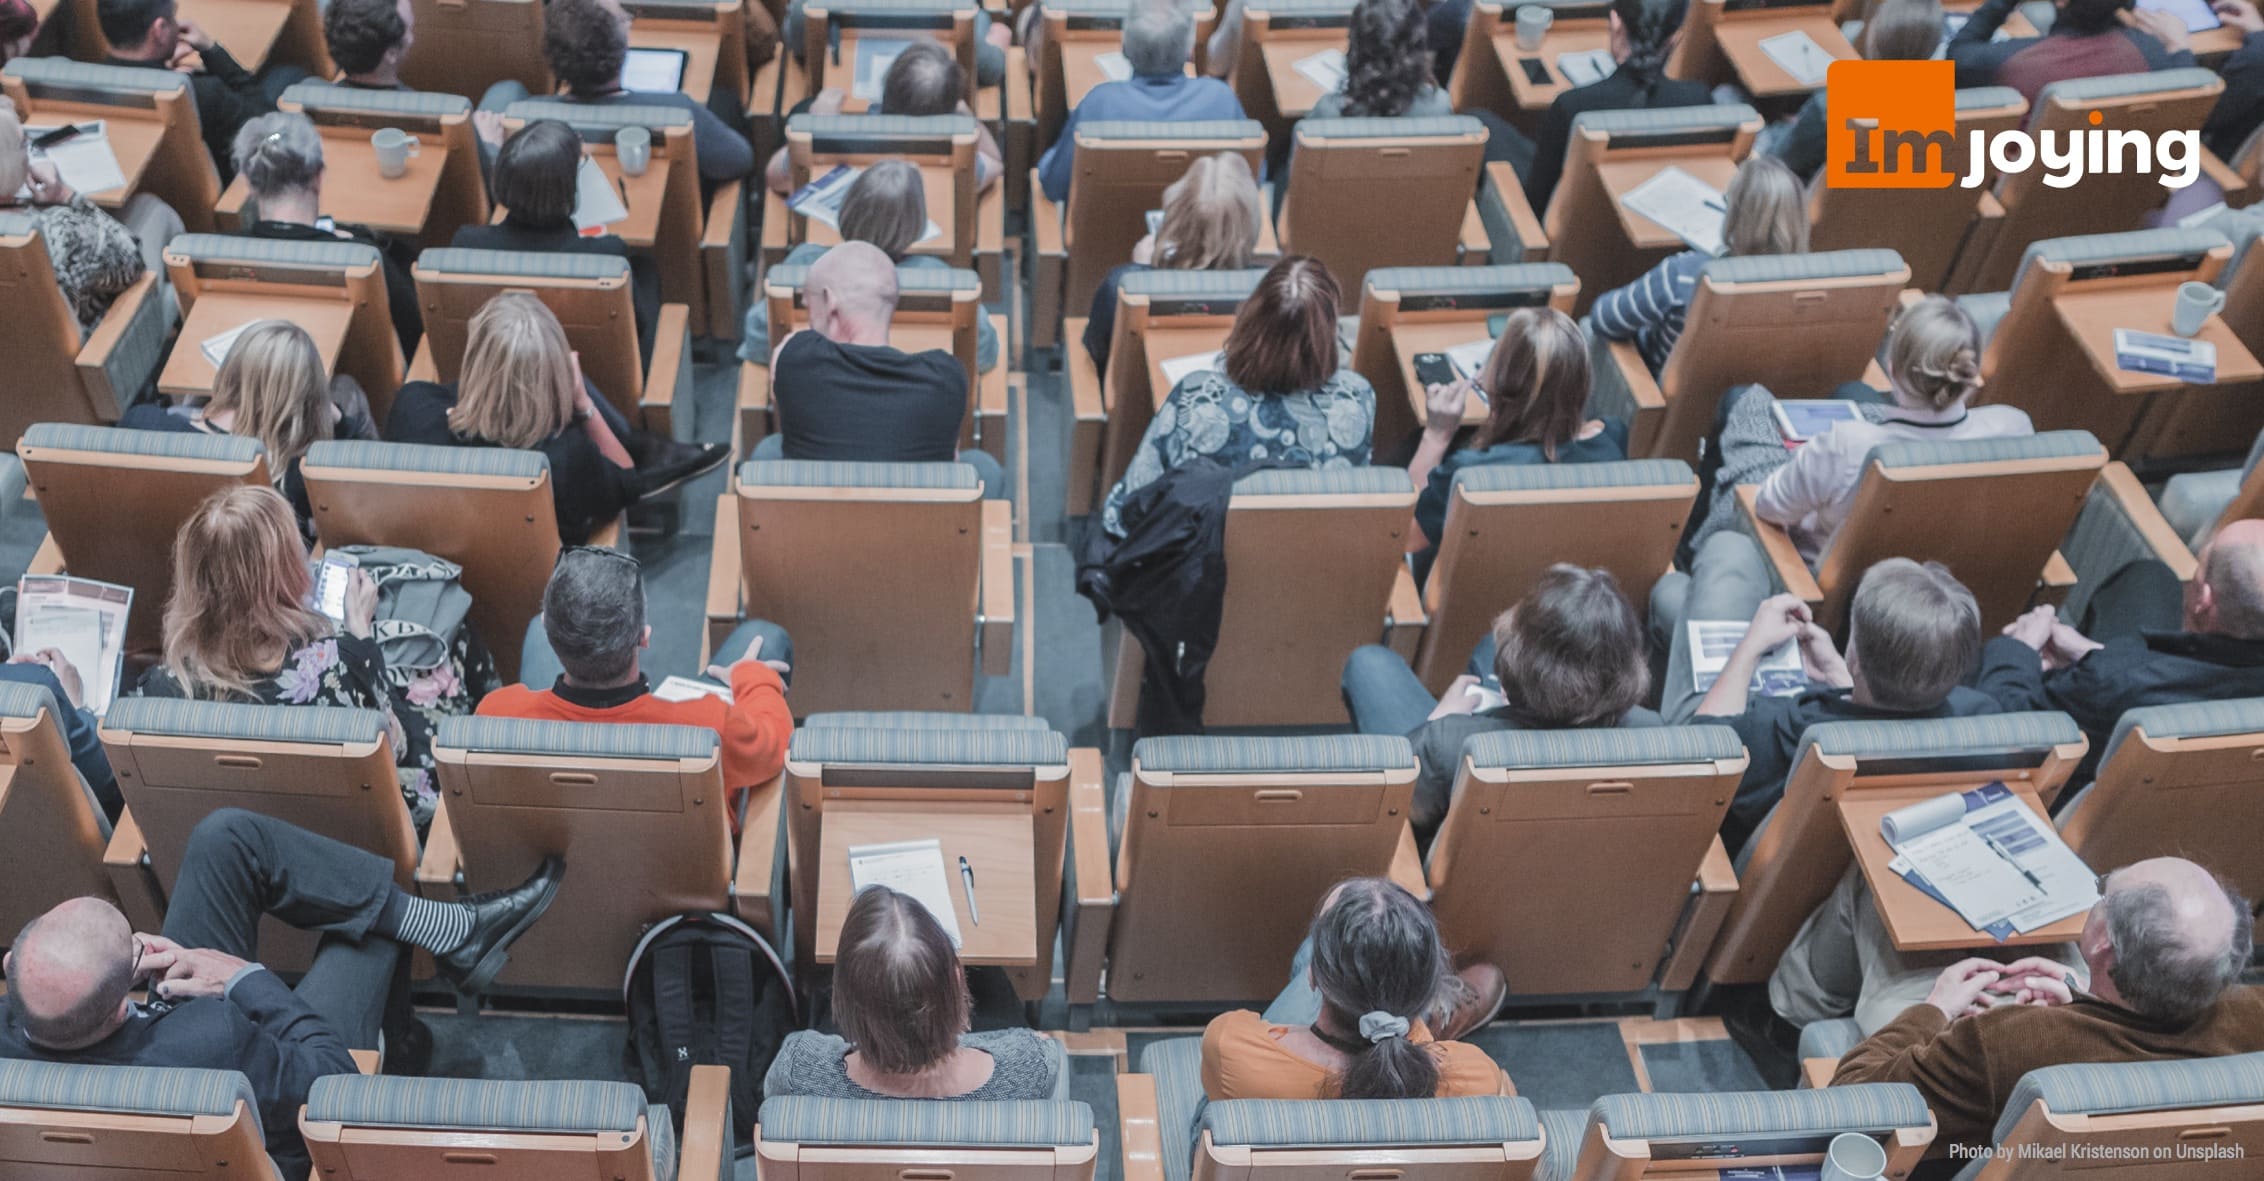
left=376, top=890, right=474, bottom=955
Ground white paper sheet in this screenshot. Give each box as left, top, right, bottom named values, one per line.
left=572, top=156, right=630, bottom=232
left=1444, top=337, right=1495, bottom=380
left=1293, top=47, right=1346, bottom=93
left=1555, top=48, right=1615, bottom=88
left=15, top=574, right=132, bottom=714
left=1158, top=349, right=1224, bottom=388
left=848, top=838, right=964, bottom=947
left=1620, top=165, right=1727, bottom=254
left=653, top=675, right=731, bottom=703
left=1687, top=619, right=1806, bottom=697
left=852, top=38, right=916, bottom=102
left=1094, top=50, right=1133, bottom=82
left=1757, top=29, right=1835, bottom=87
left=200, top=320, right=256, bottom=369
left=1880, top=783, right=2099, bottom=934
left=25, top=122, right=129, bottom=198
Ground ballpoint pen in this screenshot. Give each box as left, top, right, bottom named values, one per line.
left=1982, top=832, right=2046, bottom=891
left=959, top=856, right=980, bottom=924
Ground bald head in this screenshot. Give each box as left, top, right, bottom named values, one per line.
left=805, top=240, right=900, bottom=345
left=2189, top=519, right=2264, bottom=640
left=6, top=897, right=137, bottom=1049
left=2084, top=858, right=2252, bottom=1024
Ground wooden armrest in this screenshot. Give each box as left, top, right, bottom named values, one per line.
left=349, top=1049, right=380, bottom=1074
left=73, top=272, right=159, bottom=420
left=1602, top=338, right=1668, bottom=457
left=1388, top=822, right=1430, bottom=901
left=1483, top=161, right=1548, bottom=261
left=642, top=303, right=695, bottom=439
left=1030, top=170, right=1066, bottom=348
left=102, top=808, right=166, bottom=932
left=974, top=322, right=1011, bottom=458
left=1064, top=746, right=1114, bottom=1006
left=1802, top=1058, right=1839, bottom=1089
left=1384, top=562, right=1427, bottom=661
left=1459, top=197, right=1489, bottom=262
left=2035, top=550, right=2076, bottom=609
left=1660, top=834, right=1738, bottom=993
left=702, top=180, right=748, bottom=336
left=678, top=1064, right=733, bottom=1181
left=26, top=532, right=64, bottom=576
left=979, top=498, right=1015, bottom=677
left=1118, top=1074, right=1167, bottom=1181
left=1065, top=316, right=1106, bottom=516
left=2200, top=149, right=2250, bottom=204
left=1031, top=168, right=1065, bottom=255
left=736, top=360, right=772, bottom=461
left=415, top=801, right=461, bottom=898
left=2095, top=461, right=2198, bottom=580
left=1734, top=484, right=1825, bottom=605
left=1976, top=190, right=2005, bottom=219
left=1898, top=287, right=1925, bottom=310
left=732, top=776, right=784, bottom=941
left=702, top=180, right=742, bottom=252
left=103, top=806, right=147, bottom=870
left=706, top=493, right=745, bottom=651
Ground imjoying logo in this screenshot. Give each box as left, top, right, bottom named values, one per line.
left=1824, top=60, right=2202, bottom=190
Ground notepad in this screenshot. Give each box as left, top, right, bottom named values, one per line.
left=1158, top=349, right=1224, bottom=388
left=572, top=156, right=630, bottom=232
left=1293, top=47, right=1346, bottom=92
left=1620, top=165, right=1726, bottom=254
left=1757, top=29, right=1835, bottom=87
left=1687, top=619, right=1806, bottom=697
left=1443, top=337, right=1495, bottom=381
left=1094, top=50, right=1134, bottom=82
left=24, top=121, right=129, bottom=198
left=848, top=838, right=964, bottom=948
left=1555, top=48, right=1616, bottom=87
left=653, top=675, right=731, bottom=703
left=852, top=38, right=916, bottom=101
left=200, top=320, right=256, bottom=369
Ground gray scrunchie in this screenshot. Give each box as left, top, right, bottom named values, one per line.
left=1358, top=1011, right=1411, bottom=1043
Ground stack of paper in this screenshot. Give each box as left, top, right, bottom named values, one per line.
left=15, top=575, right=133, bottom=714
left=1687, top=620, right=1806, bottom=697
left=572, top=156, right=629, bottom=232
left=1882, top=783, right=2100, bottom=937
left=853, top=39, right=916, bottom=102
left=1555, top=49, right=1616, bottom=88
left=848, top=838, right=964, bottom=947
left=1620, top=165, right=1727, bottom=254
left=1293, top=47, right=1347, bottom=92
left=1757, top=29, right=1836, bottom=86
left=24, top=122, right=129, bottom=197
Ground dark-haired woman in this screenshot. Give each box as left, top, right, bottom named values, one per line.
left=1308, top=0, right=1452, bottom=119
left=765, top=886, right=1061, bottom=1099
left=1201, top=878, right=1508, bottom=1100
left=1515, top=0, right=1712, bottom=211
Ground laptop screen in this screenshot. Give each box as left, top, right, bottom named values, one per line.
left=620, top=47, right=690, bottom=94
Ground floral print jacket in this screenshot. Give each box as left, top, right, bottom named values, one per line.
left=1101, top=368, right=1377, bottom=537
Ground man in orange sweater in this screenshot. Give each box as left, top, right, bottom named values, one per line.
left=478, top=547, right=793, bottom=832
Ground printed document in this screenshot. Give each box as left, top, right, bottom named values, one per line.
left=572, top=156, right=629, bottom=232
left=1620, top=166, right=1726, bottom=254
left=1757, top=29, right=1835, bottom=87
left=1158, top=349, right=1225, bottom=388
left=1687, top=620, right=1806, bottom=697
left=1882, top=783, right=2099, bottom=934
left=1293, top=48, right=1346, bottom=93
left=15, top=575, right=132, bottom=715
left=24, top=122, right=129, bottom=197
left=848, top=838, right=963, bottom=947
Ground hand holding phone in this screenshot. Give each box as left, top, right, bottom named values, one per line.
left=315, top=552, right=359, bottom=624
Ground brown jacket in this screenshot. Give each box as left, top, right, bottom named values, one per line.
left=1833, top=988, right=2264, bottom=1151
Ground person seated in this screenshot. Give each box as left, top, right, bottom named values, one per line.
left=1083, top=152, right=1261, bottom=379
left=1306, top=0, right=1450, bottom=120
left=1749, top=296, right=2032, bottom=564
left=743, top=159, right=999, bottom=372
left=131, top=485, right=452, bottom=828
left=1512, top=0, right=1709, bottom=212
left=0, top=98, right=148, bottom=339
left=1767, top=0, right=1942, bottom=180
left=1657, top=553, right=1999, bottom=853
left=782, top=2, right=1010, bottom=94
left=386, top=292, right=727, bottom=544
left=1341, top=565, right=1660, bottom=847
left=765, top=40, right=1005, bottom=196
left=453, top=119, right=662, bottom=359
left=1591, top=154, right=1807, bottom=377
left=0, top=645, right=118, bottom=818
left=2203, top=0, right=2264, bottom=161
left=1981, top=518, right=2264, bottom=785
left=1, top=811, right=562, bottom=1180
left=119, top=320, right=376, bottom=540
left=0, top=0, right=34, bottom=67
left=98, top=0, right=303, bottom=180
left=1827, top=858, right=2262, bottom=1159
left=762, top=240, right=1007, bottom=494
left=1036, top=0, right=1243, bottom=203
left=229, top=112, right=422, bottom=359
left=1950, top=0, right=2196, bottom=105
left=1404, top=307, right=1627, bottom=584
left=536, top=0, right=754, bottom=185
left=1202, top=877, right=1508, bottom=1099
left=323, top=0, right=508, bottom=147
left=767, top=886, right=1062, bottom=1099
left=479, top=547, right=792, bottom=836
left=1099, top=254, right=1375, bottom=536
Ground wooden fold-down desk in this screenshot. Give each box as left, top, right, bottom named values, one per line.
left=1837, top=785, right=2089, bottom=953
left=216, top=128, right=447, bottom=241
left=1143, top=324, right=1235, bottom=409
left=1599, top=156, right=1741, bottom=251
left=1393, top=321, right=1497, bottom=430
left=813, top=803, right=1038, bottom=967
left=2052, top=288, right=2264, bottom=397
left=1259, top=33, right=1347, bottom=122
left=160, top=293, right=353, bottom=398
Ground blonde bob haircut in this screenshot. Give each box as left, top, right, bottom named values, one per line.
left=209, top=320, right=332, bottom=477
left=161, top=484, right=330, bottom=700
left=1154, top=152, right=1261, bottom=272
left=449, top=291, right=578, bottom=450
left=1719, top=154, right=1809, bottom=260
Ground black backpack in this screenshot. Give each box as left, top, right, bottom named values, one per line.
left=622, top=912, right=798, bottom=1149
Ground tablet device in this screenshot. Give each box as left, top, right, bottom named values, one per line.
left=2137, top=0, right=2220, bottom=33
left=620, top=47, right=690, bottom=94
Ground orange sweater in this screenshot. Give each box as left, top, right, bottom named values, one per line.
left=475, top=664, right=792, bottom=833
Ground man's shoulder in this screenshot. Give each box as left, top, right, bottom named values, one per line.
left=474, top=684, right=554, bottom=718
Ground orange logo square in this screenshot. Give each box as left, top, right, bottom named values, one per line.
left=1825, top=59, right=1957, bottom=189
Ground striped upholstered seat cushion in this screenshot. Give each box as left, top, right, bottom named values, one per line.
left=1990, top=1052, right=2264, bottom=1144
left=1797, top=711, right=2083, bottom=767
left=736, top=460, right=980, bottom=491
left=788, top=725, right=1068, bottom=766
left=435, top=716, right=719, bottom=759
left=757, top=1096, right=1095, bottom=1146
left=801, top=711, right=1053, bottom=732
left=1462, top=725, right=1744, bottom=771
left=103, top=698, right=388, bottom=744
left=1865, top=430, right=2103, bottom=472
left=1234, top=468, right=1411, bottom=497
left=1203, top=1096, right=1540, bottom=1148
left=0, top=1061, right=258, bottom=1120
left=1590, top=1084, right=1930, bottom=1141
left=304, top=439, right=548, bottom=480
left=1078, top=119, right=1264, bottom=143
left=414, top=248, right=628, bottom=282
left=22, top=422, right=261, bottom=464
left=1363, top=263, right=1577, bottom=301
left=281, top=80, right=469, bottom=118
left=1297, top=116, right=1483, bottom=142
left=0, top=677, right=60, bottom=720
left=1133, top=734, right=1416, bottom=774
left=1702, top=249, right=1906, bottom=286
left=306, top=1075, right=646, bottom=1131
left=1452, top=458, right=1693, bottom=496
left=503, top=99, right=694, bottom=134
left=3, top=56, right=191, bottom=96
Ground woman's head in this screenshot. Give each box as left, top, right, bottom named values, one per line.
left=837, top=158, right=928, bottom=261
left=1221, top=255, right=1341, bottom=395
left=1861, top=0, right=1945, bottom=60
left=831, top=886, right=971, bottom=1076
left=1471, top=307, right=1591, bottom=456
left=0, top=97, right=27, bottom=197
left=1884, top=294, right=1984, bottom=412
left=452, top=291, right=578, bottom=451
left=232, top=112, right=325, bottom=203
left=1492, top=564, right=1650, bottom=727
left=1339, top=0, right=1432, bottom=117
left=880, top=40, right=964, bottom=115
left=1719, top=154, right=1808, bottom=258
left=162, top=484, right=327, bottom=699
left=1609, top=0, right=1687, bottom=76
left=1154, top=152, right=1260, bottom=272
left=491, top=120, right=584, bottom=229
left=209, top=320, right=334, bottom=474
left=1308, top=878, right=1447, bottom=1100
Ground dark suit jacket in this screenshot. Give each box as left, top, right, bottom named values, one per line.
left=1523, top=68, right=1713, bottom=212
left=107, top=47, right=271, bottom=184
left=0, top=969, right=356, bottom=1181
left=1975, top=631, right=2264, bottom=785
left=0, top=662, right=117, bottom=817
left=450, top=219, right=661, bottom=360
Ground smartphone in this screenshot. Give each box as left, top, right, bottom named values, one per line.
left=315, top=552, right=358, bottom=624
left=1413, top=352, right=1459, bottom=388
left=1518, top=57, right=1551, bottom=85
left=31, top=123, right=82, bottom=149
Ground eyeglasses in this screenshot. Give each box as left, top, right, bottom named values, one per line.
left=555, top=545, right=641, bottom=571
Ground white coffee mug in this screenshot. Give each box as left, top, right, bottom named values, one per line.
left=371, top=128, right=419, bottom=179
left=616, top=126, right=653, bottom=177
left=2173, top=279, right=2228, bottom=338
left=1514, top=5, right=1553, bottom=50
left=1819, top=1132, right=1889, bottom=1181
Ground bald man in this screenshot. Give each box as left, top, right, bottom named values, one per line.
left=1981, top=518, right=2264, bottom=782
left=1830, top=858, right=2263, bottom=1154
left=761, top=241, right=1004, bottom=494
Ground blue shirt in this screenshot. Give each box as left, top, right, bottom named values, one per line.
left=0, top=662, right=119, bottom=819
left=1037, top=73, right=1246, bottom=203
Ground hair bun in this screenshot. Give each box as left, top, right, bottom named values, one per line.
left=1358, top=1011, right=1411, bottom=1043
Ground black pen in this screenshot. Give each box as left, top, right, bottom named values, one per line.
left=959, top=856, right=980, bottom=924
left=616, top=175, right=631, bottom=206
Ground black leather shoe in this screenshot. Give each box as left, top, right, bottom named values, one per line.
left=434, top=856, right=564, bottom=996
left=631, top=439, right=730, bottom=499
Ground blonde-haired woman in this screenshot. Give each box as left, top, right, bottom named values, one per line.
left=387, top=292, right=719, bottom=543
left=1084, top=152, right=1264, bottom=376
left=1590, top=154, right=1809, bottom=376
left=0, top=97, right=146, bottom=337
left=135, top=484, right=443, bottom=828
left=119, top=320, right=373, bottom=539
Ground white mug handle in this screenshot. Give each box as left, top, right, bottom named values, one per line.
left=403, top=135, right=421, bottom=157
